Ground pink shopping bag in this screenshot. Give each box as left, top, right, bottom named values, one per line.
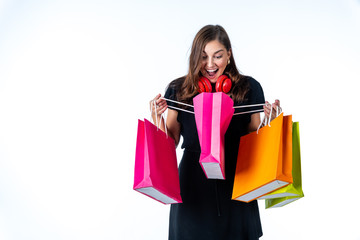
left=133, top=119, right=182, bottom=204
left=193, top=92, right=234, bottom=179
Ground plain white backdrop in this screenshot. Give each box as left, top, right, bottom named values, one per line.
left=0, top=0, right=359, bottom=239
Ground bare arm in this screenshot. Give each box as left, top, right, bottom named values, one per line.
left=248, top=112, right=261, bottom=133
left=166, top=109, right=181, bottom=147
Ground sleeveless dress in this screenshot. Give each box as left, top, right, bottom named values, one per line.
left=164, top=76, right=265, bottom=240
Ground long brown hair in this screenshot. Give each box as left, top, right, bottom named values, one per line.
left=177, top=25, right=249, bottom=104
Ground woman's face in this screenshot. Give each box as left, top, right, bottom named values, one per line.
left=200, top=40, right=231, bottom=83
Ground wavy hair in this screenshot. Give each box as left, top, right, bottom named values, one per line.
left=177, top=25, right=249, bottom=104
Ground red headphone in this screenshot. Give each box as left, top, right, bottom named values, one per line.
left=198, top=75, right=232, bottom=93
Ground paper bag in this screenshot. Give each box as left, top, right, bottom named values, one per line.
left=193, top=92, right=234, bottom=179
left=264, top=121, right=304, bottom=208
left=133, top=119, right=182, bottom=204
left=232, top=113, right=293, bottom=202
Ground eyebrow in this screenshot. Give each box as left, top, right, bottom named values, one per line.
left=202, top=49, right=225, bottom=55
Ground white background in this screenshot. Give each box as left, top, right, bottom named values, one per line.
left=0, top=0, right=359, bottom=239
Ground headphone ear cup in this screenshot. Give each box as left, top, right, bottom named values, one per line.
left=215, top=75, right=232, bottom=93
left=198, top=77, right=212, bottom=93
left=222, top=77, right=232, bottom=93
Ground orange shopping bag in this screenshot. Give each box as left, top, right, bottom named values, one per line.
left=232, top=113, right=293, bottom=202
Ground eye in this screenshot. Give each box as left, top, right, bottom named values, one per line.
left=215, top=55, right=223, bottom=59
left=202, top=55, right=207, bottom=60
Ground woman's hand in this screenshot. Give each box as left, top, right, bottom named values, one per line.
left=263, top=99, right=281, bottom=122
left=149, top=94, right=180, bottom=145
left=149, top=94, right=168, bottom=118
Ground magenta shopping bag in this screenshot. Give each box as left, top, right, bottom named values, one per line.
left=193, top=92, right=234, bottom=179
left=133, top=119, right=182, bottom=204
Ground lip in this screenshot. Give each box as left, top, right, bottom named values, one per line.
left=205, top=69, right=218, bottom=80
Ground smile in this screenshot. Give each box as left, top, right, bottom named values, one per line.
left=206, top=69, right=218, bottom=77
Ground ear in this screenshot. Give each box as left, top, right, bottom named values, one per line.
left=227, top=48, right=232, bottom=60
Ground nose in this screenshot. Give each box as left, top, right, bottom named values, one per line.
left=207, top=58, right=214, bottom=68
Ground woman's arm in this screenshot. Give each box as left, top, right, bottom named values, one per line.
left=166, top=109, right=181, bottom=147
left=248, top=112, right=261, bottom=133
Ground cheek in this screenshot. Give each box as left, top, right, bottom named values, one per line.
left=216, top=57, right=226, bottom=64
left=216, top=60, right=227, bottom=75
left=217, top=60, right=227, bottom=69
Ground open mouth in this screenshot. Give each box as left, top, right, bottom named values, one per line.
left=206, top=69, right=218, bottom=77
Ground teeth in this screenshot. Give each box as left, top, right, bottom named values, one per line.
left=207, top=69, right=217, bottom=72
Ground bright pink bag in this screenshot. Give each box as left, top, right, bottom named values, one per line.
left=193, top=92, right=234, bottom=179
left=133, top=119, right=182, bottom=204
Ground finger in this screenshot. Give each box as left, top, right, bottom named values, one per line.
left=152, top=94, right=161, bottom=104
left=263, top=108, right=268, bottom=116
left=263, top=104, right=271, bottom=115
left=263, top=103, right=270, bottom=108
left=150, top=94, right=160, bottom=104
left=150, top=94, right=162, bottom=110
left=155, top=103, right=168, bottom=115
left=159, top=106, right=167, bottom=114
left=156, top=98, right=166, bottom=106
left=149, top=101, right=154, bottom=111
left=275, top=99, right=280, bottom=106
left=154, top=93, right=161, bottom=100
left=272, top=103, right=279, bottom=111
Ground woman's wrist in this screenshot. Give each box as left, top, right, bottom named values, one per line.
left=151, top=112, right=162, bottom=122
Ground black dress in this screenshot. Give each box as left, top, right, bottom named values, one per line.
left=164, top=76, right=265, bottom=240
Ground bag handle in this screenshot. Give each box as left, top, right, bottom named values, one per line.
left=256, top=103, right=272, bottom=133
left=161, top=97, right=267, bottom=116
left=150, top=100, right=168, bottom=137
left=256, top=104, right=283, bottom=134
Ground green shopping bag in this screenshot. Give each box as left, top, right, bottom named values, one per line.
left=260, top=122, right=304, bottom=208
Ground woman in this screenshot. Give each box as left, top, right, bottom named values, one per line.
left=151, top=25, right=279, bottom=240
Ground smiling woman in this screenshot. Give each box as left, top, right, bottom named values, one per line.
left=149, top=25, right=280, bottom=240
left=1, top=0, right=360, bottom=239
left=200, top=40, right=231, bottom=81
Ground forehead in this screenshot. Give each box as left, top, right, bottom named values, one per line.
left=203, top=40, right=226, bottom=54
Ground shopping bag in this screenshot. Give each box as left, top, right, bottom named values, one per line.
left=133, top=119, right=182, bottom=204
left=232, top=113, right=293, bottom=202
left=193, top=92, right=234, bottom=179
left=259, top=121, right=303, bottom=199
left=264, top=121, right=304, bottom=208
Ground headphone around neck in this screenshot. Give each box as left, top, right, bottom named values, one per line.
left=198, top=75, right=232, bottom=93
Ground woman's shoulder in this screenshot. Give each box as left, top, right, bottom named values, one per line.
left=241, top=75, right=261, bottom=88
left=238, top=75, right=263, bottom=94
left=243, top=75, right=265, bottom=103
left=164, top=76, right=185, bottom=100
left=167, top=76, right=186, bottom=90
